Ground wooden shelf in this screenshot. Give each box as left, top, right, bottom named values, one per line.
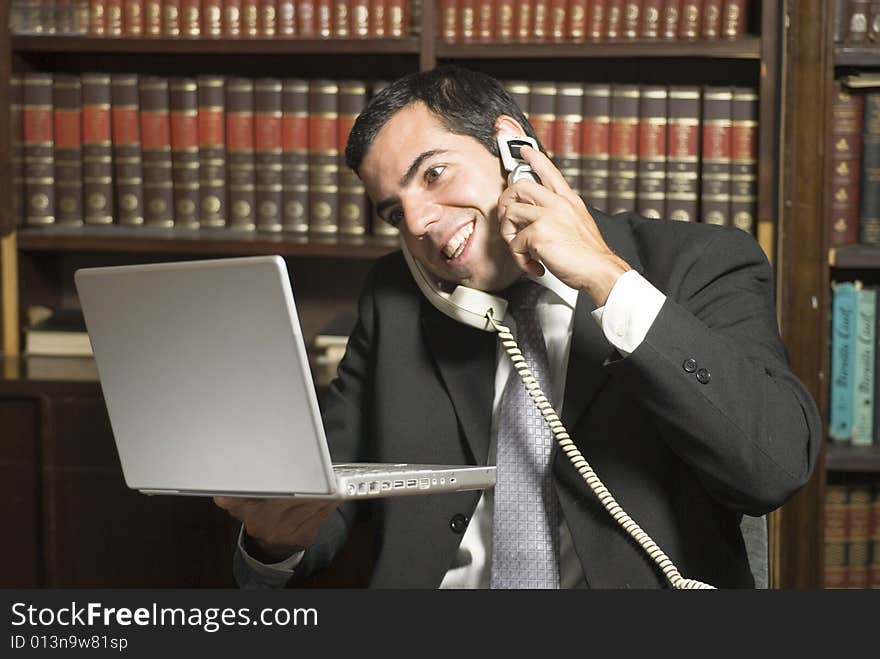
left=828, top=244, right=880, bottom=269
left=16, top=226, right=399, bottom=259
left=835, top=45, right=880, bottom=67
left=11, top=35, right=421, bottom=55
left=436, top=37, right=763, bottom=60
left=826, top=444, right=880, bottom=472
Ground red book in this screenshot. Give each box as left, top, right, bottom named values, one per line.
left=847, top=485, right=872, bottom=589
left=316, top=0, right=332, bottom=36
left=700, top=86, right=733, bottom=227
left=660, top=0, right=679, bottom=39
left=829, top=82, right=864, bottom=247
left=226, top=77, right=257, bottom=231
left=278, top=0, right=295, bottom=34
left=475, top=0, right=494, bottom=41
left=260, top=0, right=277, bottom=35
left=281, top=78, right=309, bottom=233
left=338, top=80, right=368, bottom=236
left=554, top=83, right=584, bottom=194
left=82, top=73, right=114, bottom=225
left=529, top=82, right=557, bottom=157
left=533, top=0, right=549, bottom=41
left=351, top=0, right=369, bottom=36
left=387, top=0, right=406, bottom=36
left=111, top=73, right=145, bottom=226
left=180, top=0, right=201, bottom=34
left=605, top=0, right=623, bottom=39
left=730, top=86, right=758, bottom=235
left=10, top=76, right=25, bottom=227
left=665, top=85, right=700, bottom=222
left=254, top=78, right=283, bottom=232
left=197, top=75, right=227, bottom=227
left=297, top=0, right=316, bottom=35
left=224, top=0, right=242, bottom=35
left=640, top=0, right=662, bottom=38
left=170, top=77, right=200, bottom=229
left=370, top=0, right=386, bottom=36
left=139, top=75, right=175, bottom=227
left=89, top=0, right=107, bottom=34
left=144, top=0, right=162, bottom=34
left=824, top=485, right=849, bottom=589
left=307, top=79, right=340, bottom=235
left=700, top=0, right=721, bottom=39
left=460, top=0, right=475, bottom=41
left=53, top=74, right=84, bottom=226
left=124, top=0, right=145, bottom=35
left=869, top=485, right=880, bottom=588
left=23, top=73, right=55, bottom=226
left=549, top=0, right=567, bottom=42
left=622, top=0, right=641, bottom=38
left=588, top=0, right=606, bottom=39
left=678, top=0, right=701, bottom=40
left=163, top=0, right=181, bottom=35
left=515, top=0, right=532, bottom=42
left=608, top=83, right=639, bottom=214
left=440, top=0, right=458, bottom=41
left=242, top=0, right=260, bottom=35
left=334, top=0, right=350, bottom=36
left=203, top=0, right=223, bottom=36
left=497, top=0, right=515, bottom=41
left=106, top=0, right=124, bottom=34
left=581, top=83, right=611, bottom=208
left=568, top=0, right=588, bottom=40
left=637, top=85, right=668, bottom=219
left=720, top=0, right=746, bottom=39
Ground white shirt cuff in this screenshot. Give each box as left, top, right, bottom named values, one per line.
left=237, top=525, right=304, bottom=577
left=590, top=270, right=666, bottom=356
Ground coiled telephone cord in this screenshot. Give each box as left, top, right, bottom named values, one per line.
left=487, top=310, right=715, bottom=590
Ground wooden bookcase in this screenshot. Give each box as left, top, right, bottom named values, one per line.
left=0, top=0, right=805, bottom=587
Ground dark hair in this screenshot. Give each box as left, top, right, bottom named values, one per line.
left=344, top=65, right=543, bottom=174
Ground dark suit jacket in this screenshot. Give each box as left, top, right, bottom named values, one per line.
left=256, top=209, right=822, bottom=588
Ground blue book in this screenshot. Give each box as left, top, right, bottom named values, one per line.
left=852, top=287, right=876, bottom=446
left=829, top=281, right=859, bottom=443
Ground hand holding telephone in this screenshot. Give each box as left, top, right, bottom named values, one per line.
left=400, top=135, right=714, bottom=588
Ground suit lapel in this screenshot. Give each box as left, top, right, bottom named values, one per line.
left=421, top=301, right=497, bottom=465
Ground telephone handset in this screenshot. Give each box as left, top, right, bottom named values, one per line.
left=400, top=135, right=714, bottom=588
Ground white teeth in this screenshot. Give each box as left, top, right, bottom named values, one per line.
left=442, top=223, right=474, bottom=259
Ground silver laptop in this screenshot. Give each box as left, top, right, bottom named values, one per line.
left=74, top=256, right=495, bottom=499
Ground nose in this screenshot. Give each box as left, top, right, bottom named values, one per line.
left=400, top=192, right=440, bottom=238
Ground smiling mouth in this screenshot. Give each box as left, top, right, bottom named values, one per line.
left=441, top=221, right=475, bottom=261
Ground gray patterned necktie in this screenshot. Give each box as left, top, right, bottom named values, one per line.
left=490, top=280, right=560, bottom=589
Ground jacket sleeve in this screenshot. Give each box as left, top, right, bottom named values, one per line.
left=603, top=228, right=822, bottom=515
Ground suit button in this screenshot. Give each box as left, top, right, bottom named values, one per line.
left=450, top=514, right=469, bottom=534
left=683, top=358, right=698, bottom=373
left=696, top=368, right=711, bottom=384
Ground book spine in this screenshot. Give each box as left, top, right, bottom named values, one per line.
left=660, top=0, right=679, bottom=39
left=834, top=0, right=850, bottom=43
left=581, top=83, right=612, bottom=211
left=869, top=485, right=880, bottom=587
left=334, top=0, right=350, bottom=37
left=549, top=0, right=567, bottom=42
left=89, top=0, right=107, bottom=34
left=720, top=0, right=745, bottom=39
left=622, top=0, right=641, bottom=38
left=144, top=0, right=162, bottom=34
left=139, top=75, right=175, bottom=227
left=497, top=0, right=515, bottom=41
left=226, top=77, right=257, bottom=231
left=700, top=86, right=732, bottom=227
left=203, top=0, right=223, bottom=35
left=824, top=484, right=850, bottom=588
left=338, top=80, right=368, bottom=237
left=254, top=78, right=283, bottom=232
left=308, top=79, right=339, bottom=235
left=351, top=0, right=369, bottom=36
left=460, top=0, right=475, bottom=42
left=503, top=79, right=530, bottom=116
left=297, top=0, right=316, bottom=35
left=82, top=73, right=114, bottom=225
left=476, top=0, right=494, bottom=42
left=370, top=0, right=386, bottom=36
left=111, top=73, right=145, bottom=226
left=869, top=1, right=880, bottom=42
left=730, top=86, right=758, bottom=234
left=515, top=0, right=532, bottom=42
left=163, top=0, right=181, bottom=35
left=282, top=79, right=309, bottom=233
left=259, top=0, right=277, bottom=35
left=608, top=83, right=639, bottom=214
left=853, top=288, right=877, bottom=447
left=54, top=0, right=76, bottom=34
left=106, top=0, right=124, bottom=33
left=124, top=0, right=145, bottom=34
left=278, top=0, right=295, bottom=34
left=665, top=86, right=700, bottom=222
left=587, top=0, right=605, bottom=39
left=224, top=0, right=242, bottom=35
left=830, top=280, right=859, bottom=443
left=529, top=82, right=557, bottom=158
left=197, top=75, right=227, bottom=228
left=637, top=85, right=667, bottom=219
left=170, top=77, right=201, bottom=229
left=242, top=0, right=260, bottom=34
left=179, top=0, right=201, bottom=34
left=861, top=93, right=880, bottom=244
left=533, top=0, right=549, bottom=41
left=11, top=76, right=26, bottom=227
left=829, top=82, right=863, bottom=247
left=554, top=83, right=584, bottom=196
left=700, top=0, right=721, bottom=39
left=678, top=0, right=701, bottom=40
left=53, top=74, right=84, bottom=227
left=568, top=0, right=588, bottom=40
left=640, top=0, right=662, bottom=38
left=440, top=0, right=458, bottom=41
left=605, top=0, right=623, bottom=39
left=847, top=485, right=872, bottom=587
left=315, top=0, right=332, bottom=35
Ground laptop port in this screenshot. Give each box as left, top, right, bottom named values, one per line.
left=419, top=478, right=430, bottom=489
left=381, top=481, right=391, bottom=490
left=406, top=479, right=417, bottom=488
left=369, top=481, right=379, bottom=493
left=393, top=480, right=404, bottom=489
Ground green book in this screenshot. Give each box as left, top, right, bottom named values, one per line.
left=830, top=281, right=858, bottom=443
left=853, top=286, right=876, bottom=446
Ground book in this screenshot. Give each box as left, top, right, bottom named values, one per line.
left=144, top=0, right=162, bottom=34
left=529, top=82, right=557, bottom=158
left=516, top=0, right=533, bottom=42
left=640, top=0, right=662, bottom=38
left=608, top=83, right=640, bottom=214
left=846, top=0, right=870, bottom=44
left=730, top=86, right=758, bottom=234
left=351, top=0, right=370, bottom=36
left=554, top=83, right=584, bottom=197
left=847, top=484, right=872, bottom=588
left=111, top=73, right=145, bottom=226
left=440, top=0, right=457, bottom=40
left=371, top=0, right=387, bottom=37
left=24, top=355, right=99, bottom=382
left=869, top=1, right=880, bottom=42
left=224, top=0, right=242, bottom=35
left=834, top=0, right=849, bottom=43
left=533, top=0, right=549, bottom=42
left=666, top=85, right=700, bottom=222
left=90, top=0, right=107, bottom=34
left=720, top=0, right=745, bottom=39
left=460, top=0, right=476, bottom=42
left=824, top=483, right=849, bottom=589
left=139, top=75, right=175, bottom=227
left=23, top=308, right=93, bottom=357
left=181, top=0, right=201, bottom=35
left=622, top=0, right=640, bottom=38
left=226, top=76, right=257, bottom=231
left=197, top=75, right=227, bottom=228
left=860, top=93, right=880, bottom=244
left=333, top=0, right=350, bottom=37
left=870, top=485, right=880, bottom=587
left=170, top=77, right=201, bottom=229
left=278, top=0, right=295, bottom=34
left=605, top=0, right=623, bottom=39
left=282, top=78, right=310, bottom=234
left=23, top=72, right=56, bottom=226
left=637, top=85, right=668, bottom=219
left=852, top=286, right=876, bottom=446
left=828, top=82, right=863, bottom=247
left=259, top=0, right=277, bottom=35
left=316, top=0, right=332, bottom=36
left=678, top=0, right=701, bottom=40
left=581, top=83, right=612, bottom=211
left=338, top=80, right=368, bottom=237
left=10, top=75, right=25, bottom=227
left=52, top=73, right=84, bottom=226
left=308, top=79, right=340, bottom=236
left=660, top=0, right=679, bottom=40
left=503, top=79, right=530, bottom=116
left=701, top=0, right=721, bottom=39
left=82, top=73, right=114, bottom=225
left=242, top=0, right=260, bottom=35
left=700, top=85, right=732, bottom=227
left=106, top=0, right=124, bottom=34
left=163, top=0, right=181, bottom=35
left=203, top=0, right=223, bottom=36
left=830, top=280, right=859, bottom=444
left=476, top=0, right=494, bottom=41
left=254, top=77, right=283, bottom=232
left=568, top=0, right=588, bottom=40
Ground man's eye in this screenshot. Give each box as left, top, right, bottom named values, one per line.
left=387, top=208, right=404, bottom=227
left=425, top=165, right=445, bottom=184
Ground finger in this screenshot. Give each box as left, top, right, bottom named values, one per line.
left=519, top=145, right=573, bottom=195
left=503, top=223, right=545, bottom=277
left=503, top=177, right=560, bottom=208
left=498, top=199, right=544, bottom=233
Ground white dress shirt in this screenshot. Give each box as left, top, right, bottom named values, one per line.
left=239, top=269, right=667, bottom=588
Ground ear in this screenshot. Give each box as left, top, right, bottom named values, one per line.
left=493, top=114, right=527, bottom=138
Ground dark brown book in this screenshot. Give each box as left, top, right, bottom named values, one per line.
left=282, top=79, right=309, bottom=234
left=162, top=0, right=181, bottom=35
left=460, top=0, right=476, bottom=41
left=254, top=78, right=283, bottom=232
left=54, top=0, right=76, bottom=34
left=297, top=0, right=317, bottom=35
left=144, top=0, right=162, bottom=34
left=870, top=485, right=880, bottom=588
left=568, top=0, right=588, bottom=40
left=82, top=73, right=114, bottom=225
left=834, top=0, right=849, bottom=43
left=90, top=0, right=107, bottom=34
left=637, top=85, right=667, bottom=219
left=498, top=0, right=516, bottom=41
left=370, top=0, right=386, bottom=36
left=529, top=82, right=557, bottom=158
left=440, top=0, right=458, bottom=41
left=640, top=0, right=662, bottom=38
left=111, top=73, right=145, bottom=226
left=860, top=93, right=880, bottom=244
left=226, top=77, right=257, bottom=231
left=259, top=0, right=277, bottom=35
left=476, top=0, right=494, bottom=41
left=503, top=80, right=530, bottom=116
left=515, top=0, right=533, bottom=42
left=870, top=1, right=880, bottom=42
left=608, top=84, right=639, bottom=214
left=700, top=86, right=732, bottom=227
left=824, top=484, right=849, bottom=589
left=338, top=80, right=368, bottom=237
left=730, top=86, right=757, bottom=235
left=660, top=0, right=680, bottom=39
left=351, top=0, right=370, bottom=36
left=106, top=0, right=124, bottom=34
left=180, top=0, right=201, bottom=35
left=554, top=83, right=584, bottom=195
left=665, top=85, right=700, bottom=223
left=387, top=0, right=406, bottom=36
left=622, top=0, right=641, bottom=38
left=242, top=0, right=260, bottom=35
left=720, top=0, right=746, bottom=39
left=124, top=0, right=146, bottom=35
left=170, top=77, right=200, bottom=229
left=847, top=485, right=872, bottom=588
left=10, top=75, right=25, bottom=227
left=605, top=0, right=623, bottom=39
left=203, top=0, right=223, bottom=36
left=197, top=75, right=227, bottom=228
left=278, top=0, right=296, bottom=34
left=53, top=74, right=84, bottom=226
left=581, top=83, right=611, bottom=210
left=139, top=75, right=175, bottom=227
left=700, top=0, right=721, bottom=39
left=224, top=0, right=242, bottom=36
left=308, top=79, right=340, bottom=235
left=678, top=0, right=701, bottom=40
left=23, top=72, right=55, bottom=226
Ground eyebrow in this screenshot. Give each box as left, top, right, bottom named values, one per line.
left=374, top=149, right=449, bottom=218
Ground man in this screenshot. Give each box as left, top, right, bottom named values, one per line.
left=216, top=66, right=821, bottom=588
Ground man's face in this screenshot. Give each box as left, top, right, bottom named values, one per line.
left=359, top=102, right=522, bottom=293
